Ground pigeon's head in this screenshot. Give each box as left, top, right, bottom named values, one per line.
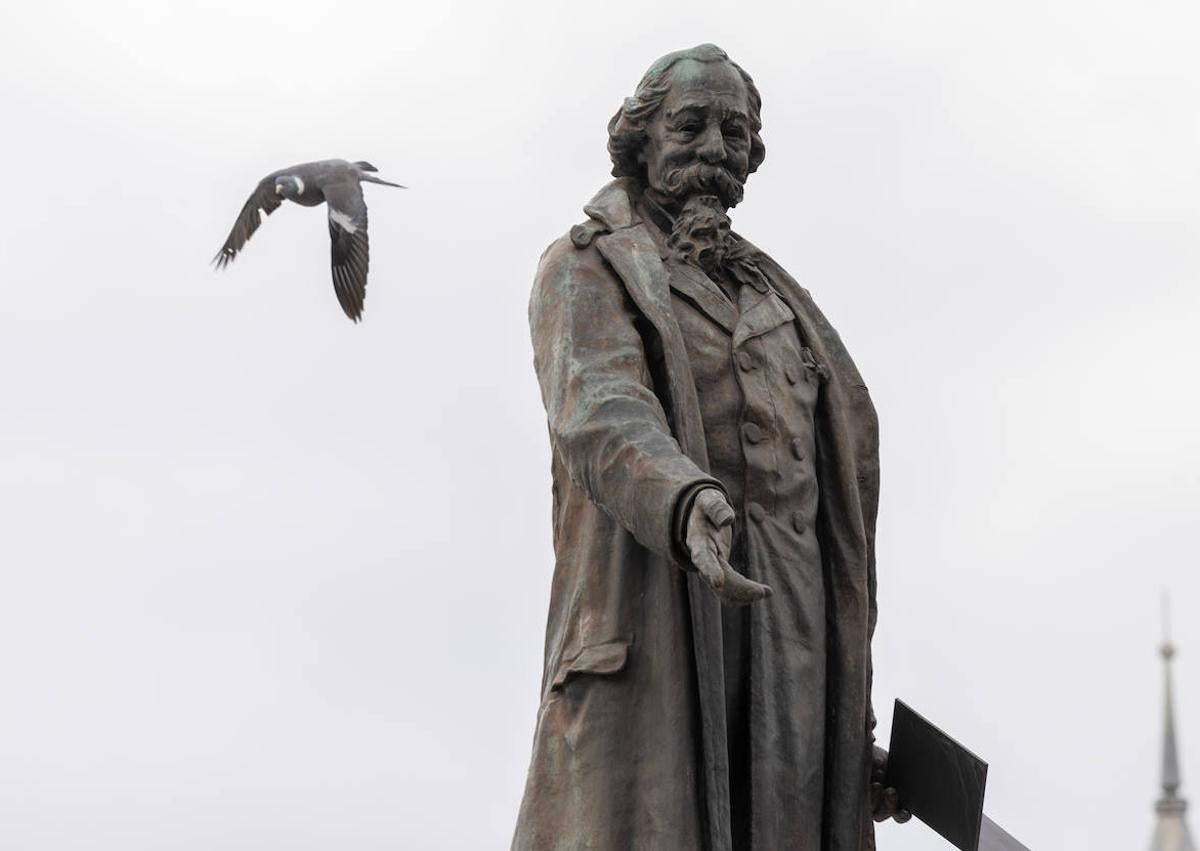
left=274, top=175, right=305, bottom=200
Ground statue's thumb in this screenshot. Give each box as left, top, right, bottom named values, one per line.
left=704, top=498, right=735, bottom=528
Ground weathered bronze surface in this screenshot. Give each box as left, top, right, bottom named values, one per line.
left=514, top=45, right=896, bottom=850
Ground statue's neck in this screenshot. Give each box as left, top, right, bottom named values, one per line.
left=643, top=187, right=682, bottom=219
left=639, top=189, right=677, bottom=235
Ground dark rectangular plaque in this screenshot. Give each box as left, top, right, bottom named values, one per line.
left=884, top=699, right=989, bottom=851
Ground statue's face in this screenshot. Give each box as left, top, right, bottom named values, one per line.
left=639, top=59, right=754, bottom=209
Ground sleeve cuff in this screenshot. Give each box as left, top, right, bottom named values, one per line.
left=670, top=479, right=728, bottom=568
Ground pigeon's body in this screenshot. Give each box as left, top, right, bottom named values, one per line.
left=213, top=159, right=403, bottom=322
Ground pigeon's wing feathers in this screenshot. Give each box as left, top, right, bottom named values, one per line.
left=213, top=176, right=282, bottom=268
left=324, top=180, right=370, bottom=322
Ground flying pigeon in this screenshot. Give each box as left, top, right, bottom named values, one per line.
left=213, top=159, right=403, bottom=322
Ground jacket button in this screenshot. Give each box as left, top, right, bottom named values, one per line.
left=736, top=351, right=755, bottom=372
left=785, top=362, right=800, bottom=384
left=792, top=513, right=807, bottom=534
left=742, top=422, right=764, bottom=444
left=748, top=502, right=766, bottom=522
left=791, top=438, right=806, bottom=461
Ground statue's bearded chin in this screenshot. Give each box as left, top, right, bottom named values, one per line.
left=668, top=195, right=732, bottom=275
left=660, top=162, right=745, bottom=210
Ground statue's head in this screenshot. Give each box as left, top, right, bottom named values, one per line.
left=608, top=44, right=766, bottom=211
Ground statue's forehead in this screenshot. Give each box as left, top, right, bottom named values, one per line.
left=661, top=59, right=749, bottom=116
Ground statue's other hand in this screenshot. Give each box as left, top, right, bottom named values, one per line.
left=870, top=745, right=912, bottom=824
left=685, top=489, right=772, bottom=606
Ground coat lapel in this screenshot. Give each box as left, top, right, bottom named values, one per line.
left=631, top=203, right=739, bottom=335
left=732, top=286, right=795, bottom=349
left=668, top=264, right=739, bottom=334
left=594, top=225, right=709, bottom=468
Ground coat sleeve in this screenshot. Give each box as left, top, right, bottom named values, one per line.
left=529, top=235, right=720, bottom=562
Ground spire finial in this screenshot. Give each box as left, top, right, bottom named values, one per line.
left=1161, top=593, right=1182, bottom=801
left=1163, top=592, right=1177, bottom=661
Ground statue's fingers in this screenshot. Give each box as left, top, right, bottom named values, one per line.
left=712, top=521, right=733, bottom=559
left=705, top=527, right=733, bottom=564
left=870, top=782, right=887, bottom=822
left=691, top=548, right=726, bottom=592
left=882, top=786, right=899, bottom=815
left=714, top=562, right=772, bottom=606
left=894, top=808, right=912, bottom=824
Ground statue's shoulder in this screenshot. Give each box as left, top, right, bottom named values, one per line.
left=535, top=179, right=643, bottom=285
left=535, top=178, right=640, bottom=257
left=534, top=232, right=608, bottom=290
left=573, top=178, right=640, bottom=245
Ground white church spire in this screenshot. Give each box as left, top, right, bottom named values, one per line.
left=1150, top=596, right=1196, bottom=851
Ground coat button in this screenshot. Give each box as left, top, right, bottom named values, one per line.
left=792, top=512, right=807, bottom=534
left=791, top=438, right=806, bottom=461
left=742, top=422, right=764, bottom=444
left=748, top=502, right=766, bottom=522
left=736, top=351, right=755, bottom=372
left=785, top=362, right=800, bottom=384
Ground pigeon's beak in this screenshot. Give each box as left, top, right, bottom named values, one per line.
left=274, top=185, right=283, bottom=196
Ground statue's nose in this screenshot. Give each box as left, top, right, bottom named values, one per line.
left=696, top=126, right=726, bottom=163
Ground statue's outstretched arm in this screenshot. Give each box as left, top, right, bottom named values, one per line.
left=530, top=237, right=714, bottom=562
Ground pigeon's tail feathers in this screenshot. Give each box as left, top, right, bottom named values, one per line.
left=355, top=161, right=379, bottom=172
left=360, top=174, right=406, bottom=189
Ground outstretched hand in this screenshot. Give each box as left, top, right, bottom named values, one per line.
left=684, top=489, right=772, bottom=606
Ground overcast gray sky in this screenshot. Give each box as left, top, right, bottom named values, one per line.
left=1, top=0, right=1198, bottom=848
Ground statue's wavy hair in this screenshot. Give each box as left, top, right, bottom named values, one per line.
left=607, top=44, right=767, bottom=180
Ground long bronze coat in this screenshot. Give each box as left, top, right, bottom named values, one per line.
left=514, top=179, right=881, bottom=851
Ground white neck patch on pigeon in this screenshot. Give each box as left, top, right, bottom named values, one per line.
left=293, top=176, right=305, bottom=195
left=329, top=210, right=358, bottom=234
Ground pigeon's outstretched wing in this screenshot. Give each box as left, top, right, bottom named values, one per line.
left=324, top=180, right=370, bottom=322
left=213, top=176, right=282, bottom=268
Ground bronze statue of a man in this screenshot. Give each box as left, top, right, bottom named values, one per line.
left=514, top=44, right=901, bottom=850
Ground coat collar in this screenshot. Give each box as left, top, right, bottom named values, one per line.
left=582, top=178, right=640, bottom=233
left=583, top=180, right=747, bottom=334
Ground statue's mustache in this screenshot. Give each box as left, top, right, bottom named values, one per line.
left=661, top=162, right=745, bottom=207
